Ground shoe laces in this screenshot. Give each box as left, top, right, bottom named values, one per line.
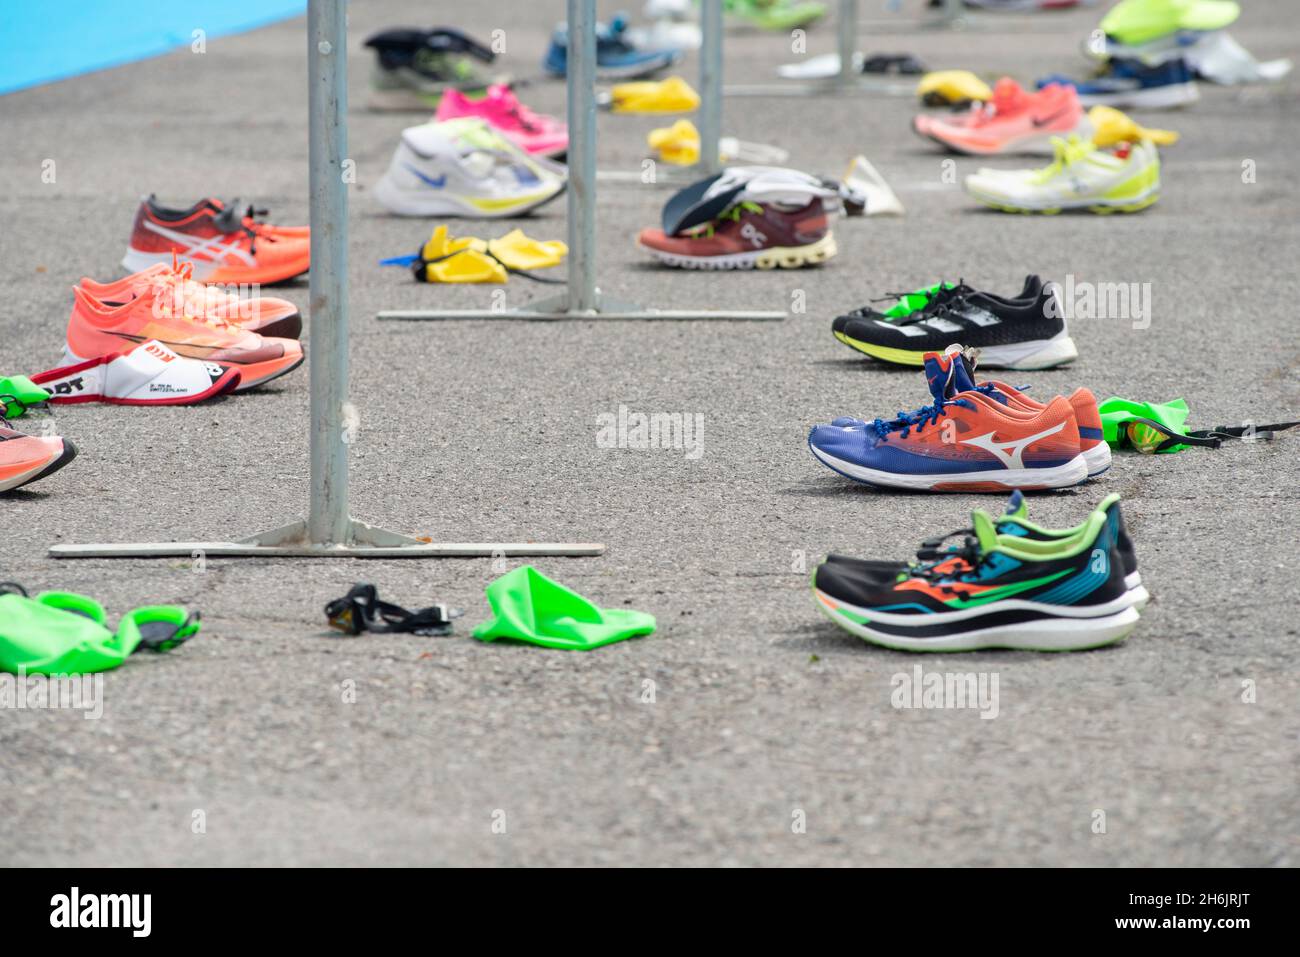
left=694, top=200, right=763, bottom=238
left=870, top=395, right=974, bottom=441
left=1029, top=135, right=1094, bottom=185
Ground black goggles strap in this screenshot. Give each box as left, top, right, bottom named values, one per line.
left=326, top=584, right=462, bottom=637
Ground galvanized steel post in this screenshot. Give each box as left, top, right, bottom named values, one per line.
left=698, top=0, right=723, bottom=175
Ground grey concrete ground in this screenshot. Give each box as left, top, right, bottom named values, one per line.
left=1, top=0, right=1297, bottom=866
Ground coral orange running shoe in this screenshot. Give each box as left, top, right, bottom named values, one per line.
left=121, top=196, right=310, bottom=285
left=0, top=426, right=76, bottom=494
left=917, top=78, right=1090, bottom=156
left=808, top=350, right=1087, bottom=492
left=64, top=283, right=303, bottom=392
left=80, top=260, right=302, bottom=340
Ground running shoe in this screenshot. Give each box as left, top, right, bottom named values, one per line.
left=0, top=426, right=76, bottom=494
left=544, top=15, right=681, bottom=80
left=916, top=79, right=1090, bottom=156
left=821, top=490, right=1143, bottom=607
left=833, top=277, right=1037, bottom=350
left=808, top=351, right=1087, bottom=491
left=965, top=135, right=1160, bottom=215
left=829, top=345, right=1110, bottom=476
left=435, top=84, right=568, bottom=158
left=65, top=284, right=303, bottom=392
left=726, top=0, right=827, bottom=31
left=122, top=196, right=310, bottom=285
left=81, top=261, right=301, bottom=340
left=373, top=118, right=566, bottom=218
left=32, top=341, right=241, bottom=406
left=638, top=198, right=835, bottom=269
left=812, top=494, right=1143, bottom=652
left=363, top=27, right=504, bottom=111
left=834, top=276, right=1077, bottom=370
left=1038, top=57, right=1199, bottom=109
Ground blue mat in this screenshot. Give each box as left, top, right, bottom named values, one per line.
left=0, top=0, right=306, bottom=96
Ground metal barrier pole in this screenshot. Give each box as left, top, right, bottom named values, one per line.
left=698, top=0, right=723, bottom=175
left=52, top=0, right=605, bottom=559
left=837, top=0, right=857, bottom=86
left=306, top=0, right=350, bottom=545
left=567, top=0, right=598, bottom=312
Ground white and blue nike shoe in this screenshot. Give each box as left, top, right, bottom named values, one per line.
left=373, top=118, right=566, bottom=218
left=1038, top=57, right=1199, bottom=109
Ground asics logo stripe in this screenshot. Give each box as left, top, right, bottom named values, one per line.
left=142, top=220, right=256, bottom=267
left=960, top=420, right=1068, bottom=470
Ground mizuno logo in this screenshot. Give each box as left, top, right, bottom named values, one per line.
left=960, top=420, right=1067, bottom=470
left=404, top=164, right=447, bottom=188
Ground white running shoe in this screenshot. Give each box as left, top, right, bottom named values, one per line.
left=373, top=118, right=566, bottom=218
left=965, top=136, right=1160, bottom=214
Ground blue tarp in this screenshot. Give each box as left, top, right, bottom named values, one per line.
left=0, top=0, right=306, bottom=96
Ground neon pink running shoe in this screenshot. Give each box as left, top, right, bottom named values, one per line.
left=435, top=84, right=568, bottom=157
left=915, top=78, right=1089, bottom=155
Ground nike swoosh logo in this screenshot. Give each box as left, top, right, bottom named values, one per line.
left=1033, top=110, right=1070, bottom=128
left=403, top=164, right=446, bottom=188
left=103, top=331, right=223, bottom=360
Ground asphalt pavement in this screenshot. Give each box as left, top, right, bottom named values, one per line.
left=0, top=0, right=1296, bottom=866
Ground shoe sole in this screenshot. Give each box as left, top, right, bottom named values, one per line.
left=925, top=117, right=1094, bottom=157
left=835, top=329, right=1078, bottom=370
left=372, top=176, right=566, bottom=218
left=232, top=350, right=305, bottom=392
left=121, top=249, right=310, bottom=285
left=1082, top=441, right=1112, bottom=477
left=815, top=588, right=1142, bottom=652
left=0, top=439, right=77, bottom=494
left=969, top=190, right=1160, bottom=215
left=639, top=233, right=837, bottom=270
left=1077, top=82, right=1200, bottom=110
left=809, top=440, right=1090, bottom=492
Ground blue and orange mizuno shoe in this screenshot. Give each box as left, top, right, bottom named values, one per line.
left=808, top=349, right=1088, bottom=492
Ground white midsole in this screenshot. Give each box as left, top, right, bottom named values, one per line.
left=1083, top=441, right=1112, bottom=476
left=638, top=233, right=836, bottom=270
left=372, top=174, right=562, bottom=218
left=810, top=445, right=1089, bottom=491
left=817, top=582, right=1147, bottom=627
left=934, top=117, right=1095, bottom=157
left=1078, top=81, right=1200, bottom=109
left=818, top=598, right=1141, bottom=652
left=966, top=179, right=1160, bottom=211
left=975, top=329, right=1079, bottom=370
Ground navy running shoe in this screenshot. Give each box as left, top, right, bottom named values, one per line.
left=1038, top=57, right=1199, bottom=109
left=544, top=15, right=681, bottom=80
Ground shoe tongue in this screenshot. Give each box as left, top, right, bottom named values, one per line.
left=921, top=352, right=956, bottom=404
left=991, top=77, right=1029, bottom=111
left=970, top=510, right=999, bottom=553
left=943, top=344, right=978, bottom=394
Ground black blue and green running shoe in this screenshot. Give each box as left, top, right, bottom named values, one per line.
left=813, top=493, right=1146, bottom=652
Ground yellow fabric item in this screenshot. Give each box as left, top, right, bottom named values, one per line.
left=916, top=70, right=992, bottom=105
left=487, top=229, right=568, bottom=271
left=647, top=119, right=701, bottom=165
left=609, top=75, right=700, bottom=114
left=418, top=225, right=567, bottom=283
left=1088, top=105, right=1180, bottom=148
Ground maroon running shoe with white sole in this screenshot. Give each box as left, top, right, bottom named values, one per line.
left=636, top=198, right=836, bottom=270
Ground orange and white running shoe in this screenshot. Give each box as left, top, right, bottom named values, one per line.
left=916, top=78, right=1090, bottom=156
left=121, top=196, right=310, bottom=285
left=81, top=260, right=302, bottom=340
left=0, top=426, right=76, bottom=494
left=65, top=282, right=303, bottom=392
